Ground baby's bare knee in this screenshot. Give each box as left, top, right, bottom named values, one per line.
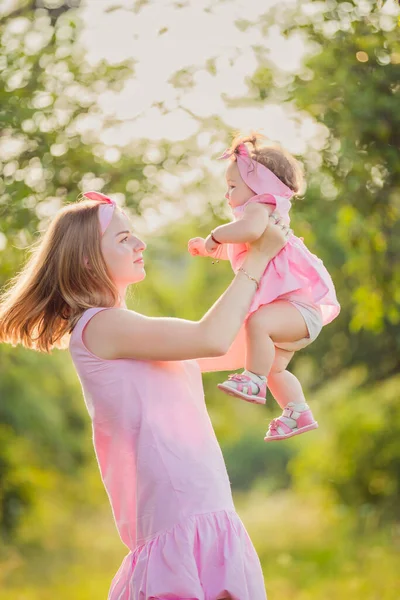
left=247, top=309, right=269, bottom=334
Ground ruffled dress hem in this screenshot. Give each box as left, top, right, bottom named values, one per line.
left=108, top=509, right=266, bottom=600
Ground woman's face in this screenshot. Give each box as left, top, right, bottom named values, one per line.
left=101, top=209, right=146, bottom=287
left=225, top=160, right=255, bottom=208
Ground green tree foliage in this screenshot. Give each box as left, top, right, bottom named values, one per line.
left=0, top=0, right=134, bottom=541
left=1, top=1, right=400, bottom=596
left=291, top=372, right=400, bottom=526
left=248, top=0, right=400, bottom=381
left=0, top=1, right=135, bottom=238
left=233, top=0, right=400, bottom=522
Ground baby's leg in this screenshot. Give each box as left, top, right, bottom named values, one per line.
left=265, top=359, right=318, bottom=440
left=268, top=348, right=306, bottom=409
left=265, top=346, right=318, bottom=442
left=248, top=304, right=318, bottom=441
left=245, top=301, right=308, bottom=376
left=217, top=302, right=308, bottom=404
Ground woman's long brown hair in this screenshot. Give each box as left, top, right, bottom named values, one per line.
left=0, top=200, right=120, bottom=353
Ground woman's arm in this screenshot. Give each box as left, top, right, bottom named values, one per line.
left=197, top=331, right=294, bottom=374
left=212, top=203, right=273, bottom=245
left=197, top=324, right=246, bottom=372
left=84, top=216, right=288, bottom=362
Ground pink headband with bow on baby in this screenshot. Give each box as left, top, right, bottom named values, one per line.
left=83, top=191, right=117, bottom=235
left=218, top=142, right=294, bottom=200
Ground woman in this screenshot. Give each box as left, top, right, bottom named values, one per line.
left=0, top=191, right=290, bottom=599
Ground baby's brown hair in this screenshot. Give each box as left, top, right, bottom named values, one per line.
left=228, top=133, right=303, bottom=194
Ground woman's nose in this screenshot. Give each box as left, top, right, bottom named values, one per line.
left=133, top=237, right=146, bottom=252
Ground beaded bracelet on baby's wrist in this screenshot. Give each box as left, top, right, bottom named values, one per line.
left=210, top=231, right=222, bottom=264
left=211, top=231, right=221, bottom=245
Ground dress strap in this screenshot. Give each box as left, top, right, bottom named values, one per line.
left=69, top=307, right=117, bottom=361
left=243, top=193, right=276, bottom=208
left=244, top=193, right=292, bottom=214
left=241, top=193, right=292, bottom=225
left=73, top=307, right=115, bottom=343
left=233, top=193, right=276, bottom=216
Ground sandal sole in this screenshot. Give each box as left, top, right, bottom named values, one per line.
left=217, top=383, right=266, bottom=405
left=264, top=422, right=319, bottom=442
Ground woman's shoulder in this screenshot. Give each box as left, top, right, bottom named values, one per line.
left=82, top=306, right=130, bottom=349
left=75, top=306, right=122, bottom=331
left=71, top=306, right=127, bottom=361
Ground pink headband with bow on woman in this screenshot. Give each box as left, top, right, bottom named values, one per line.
left=218, top=143, right=294, bottom=200
left=83, top=191, right=117, bottom=235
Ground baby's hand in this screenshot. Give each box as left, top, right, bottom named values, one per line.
left=188, top=237, right=207, bottom=256
left=204, top=234, right=220, bottom=255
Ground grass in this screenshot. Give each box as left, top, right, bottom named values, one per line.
left=1, top=485, right=399, bottom=600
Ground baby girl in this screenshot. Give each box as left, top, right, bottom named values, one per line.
left=188, top=135, right=340, bottom=441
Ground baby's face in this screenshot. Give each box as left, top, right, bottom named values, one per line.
left=225, top=160, right=254, bottom=208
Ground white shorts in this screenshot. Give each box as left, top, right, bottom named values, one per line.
left=274, top=290, right=323, bottom=353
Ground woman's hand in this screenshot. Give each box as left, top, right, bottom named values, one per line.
left=243, top=211, right=291, bottom=279
left=248, top=211, right=290, bottom=258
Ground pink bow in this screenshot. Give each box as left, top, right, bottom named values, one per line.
left=217, top=142, right=249, bottom=161
left=217, top=142, right=294, bottom=200
left=269, top=418, right=278, bottom=430
left=228, top=373, right=247, bottom=382
left=83, top=191, right=116, bottom=235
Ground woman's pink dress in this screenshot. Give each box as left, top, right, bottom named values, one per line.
left=228, top=194, right=340, bottom=324
left=69, top=307, right=266, bottom=600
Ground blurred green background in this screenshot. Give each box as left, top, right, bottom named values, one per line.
left=1, top=0, right=400, bottom=598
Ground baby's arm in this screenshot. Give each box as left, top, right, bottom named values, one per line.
left=209, top=244, right=230, bottom=260
left=188, top=237, right=230, bottom=260
left=212, top=203, right=273, bottom=245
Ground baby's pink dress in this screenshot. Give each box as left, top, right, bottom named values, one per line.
left=69, top=307, right=266, bottom=600
left=228, top=194, right=340, bottom=324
